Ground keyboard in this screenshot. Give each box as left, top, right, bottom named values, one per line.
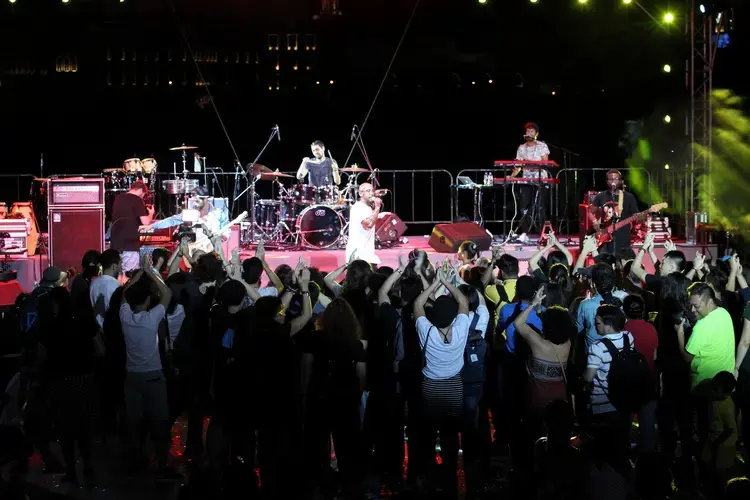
left=493, top=160, right=560, bottom=168
left=493, top=177, right=560, bottom=185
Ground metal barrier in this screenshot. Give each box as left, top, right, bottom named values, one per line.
left=0, top=169, right=455, bottom=227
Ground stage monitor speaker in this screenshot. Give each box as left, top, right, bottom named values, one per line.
left=428, top=222, right=492, bottom=254
left=375, top=212, right=407, bottom=243
left=48, top=207, right=105, bottom=273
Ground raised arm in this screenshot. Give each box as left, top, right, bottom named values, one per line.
left=574, top=235, right=597, bottom=275
left=379, top=255, right=407, bottom=305
left=289, top=268, right=313, bottom=336
left=361, top=198, right=382, bottom=229
left=630, top=232, right=655, bottom=284
left=529, top=239, right=554, bottom=273
left=513, top=287, right=547, bottom=350
left=414, top=277, right=441, bottom=320
left=256, top=240, right=284, bottom=293
left=331, top=160, right=341, bottom=185
left=550, top=233, right=574, bottom=266
left=442, top=280, right=470, bottom=316
left=736, top=318, right=750, bottom=378
left=296, top=158, right=309, bottom=182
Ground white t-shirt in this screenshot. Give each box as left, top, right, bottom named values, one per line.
left=346, top=201, right=380, bottom=264
left=191, top=210, right=223, bottom=254
left=166, top=304, right=186, bottom=346
left=586, top=331, right=635, bottom=415
left=120, top=303, right=166, bottom=373
left=90, top=274, right=120, bottom=328
left=515, top=141, right=551, bottom=178
left=416, top=314, right=470, bottom=380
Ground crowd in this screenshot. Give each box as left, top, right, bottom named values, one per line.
left=0, top=230, right=750, bottom=500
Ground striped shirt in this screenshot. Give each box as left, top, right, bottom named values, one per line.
left=586, top=331, right=634, bottom=415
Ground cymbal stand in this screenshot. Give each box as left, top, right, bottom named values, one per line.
left=233, top=125, right=280, bottom=245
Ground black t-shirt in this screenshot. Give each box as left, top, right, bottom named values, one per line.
left=592, top=190, right=639, bottom=249
left=110, top=193, right=147, bottom=251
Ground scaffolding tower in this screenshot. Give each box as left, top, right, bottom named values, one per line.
left=686, top=0, right=730, bottom=216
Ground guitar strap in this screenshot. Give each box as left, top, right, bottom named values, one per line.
left=617, top=189, right=624, bottom=217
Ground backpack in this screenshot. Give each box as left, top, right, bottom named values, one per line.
left=462, top=312, right=487, bottom=384
left=600, top=335, right=654, bottom=414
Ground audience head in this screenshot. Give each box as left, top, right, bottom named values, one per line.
left=253, top=295, right=284, bottom=326
left=389, top=275, right=423, bottom=309
left=216, top=279, right=247, bottom=314
left=496, top=254, right=519, bottom=280
left=321, top=297, right=363, bottom=342
left=615, top=247, right=636, bottom=271
left=711, top=371, right=736, bottom=400
left=151, top=247, right=171, bottom=270
left=458, top=284, right=480, bottom=312
left=725, top=476, right=750, bottom=500
left=595, top=296, right=626, bottom=335
left=80, top=250, right=102, bottom=279
left=39, top=266, right=68, bottom=289
left=541, top=306, right=575, bottom=345
left=543, top=250, right=568, bottom=275
left=427, top=295, right=459, bottom=328
left=591, top=262, right=616, bottom=297
left=124, top=279, right=152, bottom=310
left=515, top=276, right=536, bottom=303
left=594, top=252, right=617, bottom=270
left=343, top=259, right=372, bottom=291
left=194, top=253, right=225, bottom=284
left=241, top=257, right=264, bottom=286
left=688, top=282, right=718, bottom=320
left=547, top=264, right=572, bottom=301
left=457, top=240, right=478, bottom=264
left=273, top=264, right=294, bottom=288
left=623, top=293, right=646, bottom=320
left=661, top=250, right=686, bottom=276
left=99, top=249, right=122, bottom=276
left=542, top=282, right=567, bottom=308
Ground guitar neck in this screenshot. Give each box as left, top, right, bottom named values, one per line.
left=612, top=210, right=647, bottom=231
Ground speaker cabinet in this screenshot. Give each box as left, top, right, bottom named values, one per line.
left=48, top=208, right=105, bottom=272
left=428, top=222, right=492, bottom=253
left=375, top=212, right=407, bottom=242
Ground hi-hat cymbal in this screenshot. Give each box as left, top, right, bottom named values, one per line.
left=341, top=167, right=371, bottom=173
left=169, top=145, right=199, bottom=151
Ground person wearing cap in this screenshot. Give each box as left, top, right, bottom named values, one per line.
left=410, top=266, right=470, bottom=494
left=69, top=250, right=101, bottom=312
left=110, top=181, right=154, bottom=272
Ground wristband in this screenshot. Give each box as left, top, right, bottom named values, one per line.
left=301, top=290, right=310, bottom=295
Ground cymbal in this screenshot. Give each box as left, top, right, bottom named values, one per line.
left=169, top=145, right=199, bottom=151
left=259, top=170, right=294, bottom=180
left=341, top=167, right=371, bottom=173
left=247, top=163, right=272, bottom=174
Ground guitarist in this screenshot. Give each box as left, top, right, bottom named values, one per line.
left=588, top=169, right=638, bottom=254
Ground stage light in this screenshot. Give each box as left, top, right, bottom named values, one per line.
left=699, top=4, right=706, bottom=14
left=530, top=0, right=538, bottom=3
left=471, top=81, right=476, bottom=85
left=329, top=80, right=334, bottom=84
left=623, top=0, right=632, bottom=4
left=663, top=64, right=672, bottom=73
left=62, top=0, right=70, bottom=3
left=168, top=80, right=173, bottom=86
left=315, top=81, right=320, bottom=85
left=478, top=0, right=487, bottom=4
left=488, top=79, right=493, bottom=84
left=9, top=0, right=17, bottom=4
left=663, top=12, right=675, bottom=23
left=664, top=164, right=670, bottom=170
left=551, top=90, right=556, bottom=95
left=663, top=115, right=672, bottom=123
left=578, top=0, right=587, bottom=4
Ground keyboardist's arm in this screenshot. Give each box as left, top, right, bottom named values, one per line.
left=541, top=153, right=549, bottom=162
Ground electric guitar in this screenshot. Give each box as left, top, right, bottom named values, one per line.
left=590, top=202, right=668, bottom=247
left=188, top=211, right=248, bottom=253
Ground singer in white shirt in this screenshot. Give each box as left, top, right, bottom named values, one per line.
left=514, top=122, right=550, bottom=179
left=346, top=183, right=381, bottom=265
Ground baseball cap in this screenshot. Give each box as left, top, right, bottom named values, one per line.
left=39, top=266, right=65, bottom=287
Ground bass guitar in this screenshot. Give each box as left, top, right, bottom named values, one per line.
left=590, top=202, right=668, bottom=247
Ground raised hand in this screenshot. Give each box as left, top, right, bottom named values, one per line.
left=583, top=235, right=598, bottom=254
left=664, top=239, right=676, bottom=252
left=693, top=252, right=706, bottom=270
left=532, top=286, right=547, bottom=307
left=255, top=240, right=266, bottom=261
left=398, top=254, right=409, bottom=269
left=643, top=232, right=655, bottom=251
left=348, top=249, right=358, bottom=265
left=547, top=232, right=557, bottom=248
left=298, top=267, right=311, bottom=288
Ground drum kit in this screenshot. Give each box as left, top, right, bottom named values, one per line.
left=246, top=164, right=374, bottom=249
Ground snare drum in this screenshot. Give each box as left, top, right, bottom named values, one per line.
left=296, top=205, right=344, bottom=249
left=316, top=185, right=340, bottom=204
left=141, top=158, right=157, bottom=174
left=292, top=184, right=317, bottom=205
left=123, top=158, right=142, bottom=172
left=255, top=200, right=281, bottom=229
left=162, top=179, right=185, bottom=195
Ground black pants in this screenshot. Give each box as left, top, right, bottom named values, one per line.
left=513, top=184, right=547, bottom=233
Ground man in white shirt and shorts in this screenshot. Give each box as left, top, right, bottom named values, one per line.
left=346, top=182, right=381, bottom=266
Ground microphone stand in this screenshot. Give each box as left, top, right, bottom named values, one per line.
left=234, top=126, right=280, bottom=245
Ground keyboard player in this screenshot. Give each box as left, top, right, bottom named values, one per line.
left=512, top=122, right=550, bottom=233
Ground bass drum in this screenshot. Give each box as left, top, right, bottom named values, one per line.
left=296, top=205, right=344, bottom=249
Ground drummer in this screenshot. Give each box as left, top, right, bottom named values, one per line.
left=296, top=140, right=341, bottom=187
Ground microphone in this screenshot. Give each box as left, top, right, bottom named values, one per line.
left=350, top=125, right=356, bottom=141
left=274, top=125, right=281, bottom=141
